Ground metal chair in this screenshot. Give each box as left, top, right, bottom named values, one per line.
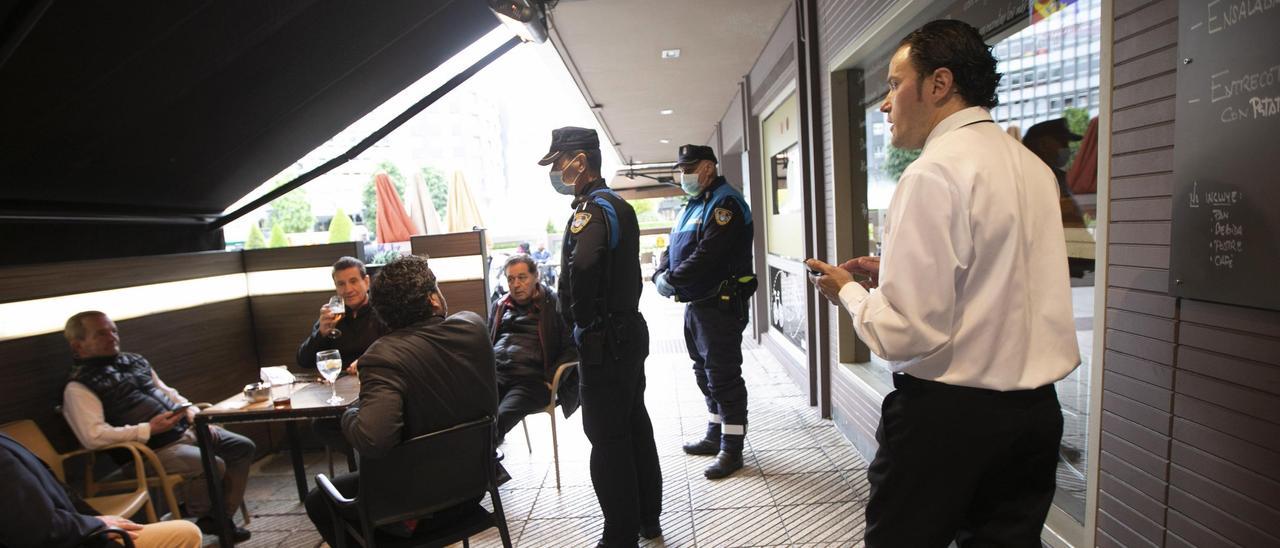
left=316, top=416, right=513, bottom=548
left=518, top=361, right=578, bottom=489
left=0, top=419, right=155, bottom=522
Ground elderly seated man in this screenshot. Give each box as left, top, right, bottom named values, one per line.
left=0, top=433, right=203, bottom=548
left=304, top=255, right=499, bottom=546
left=488, top=254, right=579, bottom=444
left=61, top=311, right=255, bottom=543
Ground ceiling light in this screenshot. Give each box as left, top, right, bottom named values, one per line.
left=661, top=49, right=681, bottom=59
left=659, top=109, right=674, bottom=115
left=658, top=139, right=671, bottom=144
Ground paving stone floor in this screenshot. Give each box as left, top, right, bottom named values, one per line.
left=204, top=291, right=869, bottom=547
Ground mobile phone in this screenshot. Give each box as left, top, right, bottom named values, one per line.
left=170, top=403, right=193, bottom=414
left=807, top=268, right=823, bottom=277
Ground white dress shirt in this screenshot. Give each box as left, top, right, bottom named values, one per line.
left=63, top=369, right=191, bottom=449
left=839, top=107, right=1080, bottom=390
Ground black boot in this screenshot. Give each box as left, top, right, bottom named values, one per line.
left=640, top=522, right=663, bottom=540
left=703, top=451, right=744, bottom=479
left=682, top=422, right=721, bottom=455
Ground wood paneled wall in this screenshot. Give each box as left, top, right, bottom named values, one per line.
left=0, top=252, right=255, bottom=452
left=1099, top=1, right=1280, bottom=545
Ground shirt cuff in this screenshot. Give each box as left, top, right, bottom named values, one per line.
left=838, top=282, right=869, bottom=313
left=137, top=423, right=151, bottom=442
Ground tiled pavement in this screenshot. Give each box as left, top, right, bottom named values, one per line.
left=206, top=290, right=870, bottom=547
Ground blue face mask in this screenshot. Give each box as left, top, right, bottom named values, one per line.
left=549, top=170, right=574, bottom=195
left=680, top=172, right=702, bottom=196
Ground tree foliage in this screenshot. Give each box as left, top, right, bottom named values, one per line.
left=268, top=223, right=289, bottom=248
left=421, top=166, right=448, bottom=220
left=245, top=223, right=266, bottom=250
left=328, top=208, right=354, bottom=243
left=883, top=145, right=922, bottom=182
left=268, top=184, right=313, bottom=234
left=362, top=161, right=407, bottom=239
left=1063, top=106, right=1091, bottom=159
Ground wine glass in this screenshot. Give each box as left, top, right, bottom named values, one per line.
left=316, top=349, right=344, bottom=405
left=326, top=295, right=345, bottom=339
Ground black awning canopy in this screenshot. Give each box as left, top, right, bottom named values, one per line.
left=0, top=0, right=498, bottom=220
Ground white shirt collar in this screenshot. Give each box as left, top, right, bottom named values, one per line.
left=923, top=106, right=993, bottom=150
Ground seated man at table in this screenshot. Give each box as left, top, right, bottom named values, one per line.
left=296, top=256, right=390, bottom=371
left=304, top=255, right=498, bottom=546
left=488, top=254, right=579, bottom=444
left=61, top=311, right=255, bottom=542
left=0, top=432, right=203, bottom=548
left=296, top=256, right=390, bottom=459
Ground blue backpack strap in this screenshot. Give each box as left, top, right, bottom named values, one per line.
left=590, top=188, right=620, bottom=250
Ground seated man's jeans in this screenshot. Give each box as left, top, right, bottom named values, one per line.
left=153, top=428, right=256, bottom=518
left=496, top=380, right=551, bottom=442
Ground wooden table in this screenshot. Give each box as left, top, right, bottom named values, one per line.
left=194, top=376, right=359, bottom=547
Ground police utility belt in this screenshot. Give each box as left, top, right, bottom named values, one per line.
left=680, top=274, right=758, bottom=312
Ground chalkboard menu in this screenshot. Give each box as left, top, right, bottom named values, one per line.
left=1170, top=0, right=1280, bottom=311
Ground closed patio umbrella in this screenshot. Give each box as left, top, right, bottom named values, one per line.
left=406, top=171, right=443, bottom=235
left=445, top=170, right=485, bottom=233
left=374, top=172, right=415, bottom=244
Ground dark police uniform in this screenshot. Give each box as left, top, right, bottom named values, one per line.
left=539, top=127, right=662, bottom=547
left=655, top=145, right=755, bottom=479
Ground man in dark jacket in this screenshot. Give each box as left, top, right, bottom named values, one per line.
left=296, top=256, right=390, bottom=370
left=304, top=255, right=498, bottom=546
left=488, top=254, right=579, bottom=443
left=0, top=433, right=202, bottom=548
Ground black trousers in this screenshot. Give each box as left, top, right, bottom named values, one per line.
left=865, top=374, right=1063, bottom=548
left=303, top=473, right=481, bottom=547
left=578, top=315, right=663, bottom=547
left=496, top=379, right=552, bottom=440
left=683, top=303, right=749, bottom=430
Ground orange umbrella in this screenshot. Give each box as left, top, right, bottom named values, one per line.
left=374, top=172, right=415, bottom=244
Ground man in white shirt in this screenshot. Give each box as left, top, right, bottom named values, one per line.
left=61, top=311, right=255, bottom=543
left=807, top=20, right=1080, bottom=547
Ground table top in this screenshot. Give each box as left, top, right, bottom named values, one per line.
left=196, top=375, right=360, bottom=424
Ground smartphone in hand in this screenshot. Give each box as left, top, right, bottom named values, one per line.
left=170, top=403, right=193, bottom=415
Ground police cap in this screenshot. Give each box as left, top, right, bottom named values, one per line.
left=538, top=126, right=600, bottom=165
left=675, top=144, right=717, bottom=167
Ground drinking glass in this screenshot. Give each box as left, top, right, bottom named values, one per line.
left=316, top=349, right=344, bottom=405
left=326, top=295, right=345, bottom=339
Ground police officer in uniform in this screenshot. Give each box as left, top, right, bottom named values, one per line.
left=538, top=127, right=663, bottom=547
left=653, top=144, right=756, bottom=479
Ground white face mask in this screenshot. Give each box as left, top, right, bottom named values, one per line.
left=680, top=171, right=702, bottom=196
left=549, top=171, right=574, bottom=195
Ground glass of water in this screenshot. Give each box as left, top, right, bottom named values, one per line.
left=326, top=296, right=345, bottom=339
left=315, top=349, right=344, bottom=405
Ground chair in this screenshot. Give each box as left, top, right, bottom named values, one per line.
left=316, top=416, right=513, bottom=548
left=518, top=361, right=578, bottom=489
left=57, top=405, right=251, bottom=524
left=0, top=419, right=155, bottom=522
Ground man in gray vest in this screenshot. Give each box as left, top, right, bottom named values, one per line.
left=61, top=311, right=256, bottom=543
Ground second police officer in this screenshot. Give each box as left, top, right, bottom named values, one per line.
left=538, top=127, right=663, bottom=548
left=653, top=144, right=757, bottom=479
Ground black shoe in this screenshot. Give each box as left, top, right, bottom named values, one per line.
left=195, top=516, right=251, bottom=543
left=640, top=523, right=663, bottom=539
left=495, top=462, right=512, bottom=487
left=682, top=438, right=719, bottom=456
left=703, top=451, right=744, bottom=480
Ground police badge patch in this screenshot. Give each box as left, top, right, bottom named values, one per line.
left=713, top=207, right=733, bottom=226
left=570, top=211, right=592, bottom=233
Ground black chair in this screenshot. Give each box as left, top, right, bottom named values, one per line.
left=316, top=416, right=513, bottom=548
